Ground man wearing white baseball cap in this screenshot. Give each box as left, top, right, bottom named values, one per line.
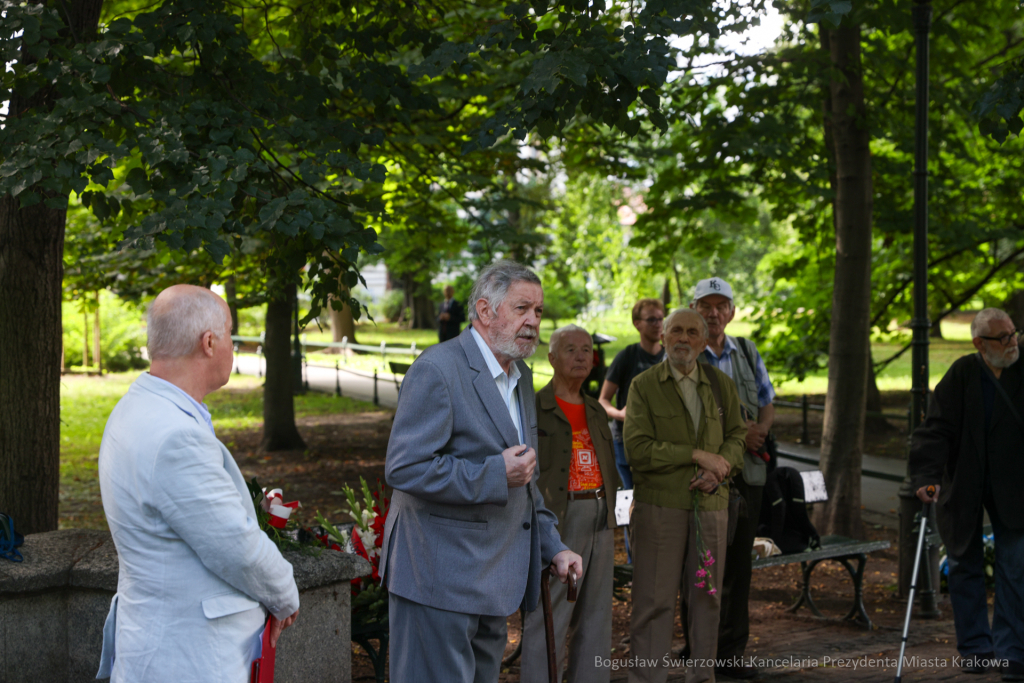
left=686, top=277, right=776, bottom=681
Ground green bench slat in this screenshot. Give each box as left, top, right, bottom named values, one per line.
left=752, top=535, right=891, bottom=569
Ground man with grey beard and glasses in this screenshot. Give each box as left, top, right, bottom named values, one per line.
left=382, top=260, right=583, bottom=683
left=911, top=308, right=1024, bottom=681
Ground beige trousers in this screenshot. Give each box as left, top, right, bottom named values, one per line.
left=629, top=502, right=728, bottom=683
left=520, top=497, right=614, bottom=683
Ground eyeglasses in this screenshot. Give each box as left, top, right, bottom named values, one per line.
left=635, top=317, right=664, bottom=325
left=694, top=301, right=732, bottom=315
left=978, top=330, right=1023, bottom=347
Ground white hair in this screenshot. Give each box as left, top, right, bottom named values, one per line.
left=549, top=324, right=590, bottom=356
left=665, top=307, right=709, bottom=338
left=147, top=288, right=229, bottom=360
left=970, top=308, right=1011, bottom=339
left=468, top=260, right=541, bottom=322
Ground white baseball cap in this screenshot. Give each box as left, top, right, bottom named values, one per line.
left=693, top=277, right=734, bottom=302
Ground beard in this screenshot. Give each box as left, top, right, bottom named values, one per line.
left=493, top=324, right=539, bottom=361
left=986, top=344, right=1020, bottom=369
left=667, top=342, right=697, bottom=367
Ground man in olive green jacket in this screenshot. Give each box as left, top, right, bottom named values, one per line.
left=624, top=308, right=746, bottom=683
left=521, top=325, right=622, bottom=683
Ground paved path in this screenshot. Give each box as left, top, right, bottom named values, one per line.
left=234, top=353, right=401, bottom=408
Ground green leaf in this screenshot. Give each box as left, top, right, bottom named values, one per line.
left=639, top=89, right=660, bottom=110
left=125, top=167, right=151, bottom=195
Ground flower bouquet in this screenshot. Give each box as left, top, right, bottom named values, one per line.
left=691, top=491, right=718, bottom=596
left=314, top=478, right=390, bottom=683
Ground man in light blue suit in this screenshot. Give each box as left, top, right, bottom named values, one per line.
left=97, top=285, right=300, bottom=682
left=382, top=261, right=584, bottom=683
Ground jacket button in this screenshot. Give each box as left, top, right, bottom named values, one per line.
left=558, top=487, right=564, bottom=491
left=523, top=522, right=531, bottom=530
left=561, top=468, right=566, bottom=473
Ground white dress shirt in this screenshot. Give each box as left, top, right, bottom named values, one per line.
left=470, top=325, right=524, bottom=443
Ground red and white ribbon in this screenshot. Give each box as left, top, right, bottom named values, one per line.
left=262, top=488, right=300, bottom=529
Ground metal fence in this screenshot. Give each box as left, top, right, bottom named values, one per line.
left=773, top=395, right=912, bottom=445
left=231, top=334, right=422, bottom=407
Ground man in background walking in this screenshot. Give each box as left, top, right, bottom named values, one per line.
left=437, top=284, right=466, bottom=342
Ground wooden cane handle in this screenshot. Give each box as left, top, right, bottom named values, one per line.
left=567, top=569, right=578, bottom=603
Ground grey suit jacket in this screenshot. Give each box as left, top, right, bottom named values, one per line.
left=381, top=327, right=568, bottom=616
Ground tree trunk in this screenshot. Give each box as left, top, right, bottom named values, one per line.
left=816, top=20, right=872, bottom=539
left=411, top=292, right=435, bottom=330
left=260, top=284, right=306, bottom=452
left=329, top=291, right=357, bottom=344
left=865, top=360, right=895, bottom=434
left=225, top=276, right=239, bottom=336
left=662, top=279, right=672, bottom=311
left=0, top=198, right=67, bottom=534
left=94, top=292, right=102, bottom=374
left=83, top=309, right=90, bottom=369
left=402, top=273, right=436, bottom=330
left=0, top=0, right=104, bottom=535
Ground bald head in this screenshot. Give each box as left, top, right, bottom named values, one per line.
left=147, top=285, right=230, bottom=361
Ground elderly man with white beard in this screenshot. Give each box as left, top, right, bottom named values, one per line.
left=382, top=261, right=583, bottom=683
left=911, top=308, right=1024, bottom=681
left=623, top=308, right=746, bottom=683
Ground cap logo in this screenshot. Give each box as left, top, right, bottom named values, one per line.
left=709, top=279, right=721, bottom=291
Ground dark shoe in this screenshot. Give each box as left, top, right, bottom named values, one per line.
left=716, top=664, right=758, bottom=680
left=1002, top=660, right=1024, bottom=682
left=962, top=652, right=995, bottom=674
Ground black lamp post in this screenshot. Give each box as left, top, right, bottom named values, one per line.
left=897, top=0, right=940, bottom=617
left=291, top=284, right=305, bottom=395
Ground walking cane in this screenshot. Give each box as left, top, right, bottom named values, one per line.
left=894, top=486, right=935, bottom=683
left=540, top=567, right=578, bottom=683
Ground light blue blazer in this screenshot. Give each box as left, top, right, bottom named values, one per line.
left=381, top=328, right=568, bottom=617
left=96, top=373, right=300, bottom=682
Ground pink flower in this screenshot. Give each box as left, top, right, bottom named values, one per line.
left=695, top=568, right=707, bottom=578
left=694, top=581, right=705, bottom=588
left=709, top=588, right=718, bottom=595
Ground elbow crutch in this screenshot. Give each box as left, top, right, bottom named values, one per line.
left=894, top=485, right=936, bottom=683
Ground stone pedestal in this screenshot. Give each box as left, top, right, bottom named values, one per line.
left=0, top=530, right=371, bottom=683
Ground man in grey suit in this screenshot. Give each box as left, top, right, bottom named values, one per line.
left=382, top=261, right=584, bottom=683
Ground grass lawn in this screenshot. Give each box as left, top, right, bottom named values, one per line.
left=59, top=372, right=381, bottom=530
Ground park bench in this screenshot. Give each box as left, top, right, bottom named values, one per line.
left=388, top=361, right=411, bottom=395
left=752, top=534, right=891, bottom=630
left=750, top=468, right=891, bottom=629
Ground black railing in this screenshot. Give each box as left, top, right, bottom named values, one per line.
left=773, top=396, right=911, bottom=445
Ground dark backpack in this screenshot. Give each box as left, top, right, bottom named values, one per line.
left=757, top=467, right=821, bottom=553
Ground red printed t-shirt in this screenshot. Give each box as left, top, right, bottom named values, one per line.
left=555, top=397, right=605, bottom=491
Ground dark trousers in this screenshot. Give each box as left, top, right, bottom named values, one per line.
left=389, top=592, right=507, bottom=683
left=680, top=476, right=763, bottom=660
left=947, top=504, right=1024, bottom=662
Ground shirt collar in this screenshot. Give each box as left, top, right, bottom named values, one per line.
left=146, top=373, right=216, bottom=434
left=703, top=335, right=737, bottom=362
left=668, top=359, right=701, bottom=384
left=470, top=325, right=521, bottom=382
